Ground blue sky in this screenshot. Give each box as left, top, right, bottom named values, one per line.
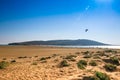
left=0, top=0, right=120, bottom=44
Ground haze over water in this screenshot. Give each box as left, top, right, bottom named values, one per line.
left=54, top=45, right=120, bottom=49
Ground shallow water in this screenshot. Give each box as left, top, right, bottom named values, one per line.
left=49, top=45, right=120, bottom=49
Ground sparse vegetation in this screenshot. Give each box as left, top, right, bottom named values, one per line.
left=104, top=49, right=117, bottom=54
left=77, top=60, right=87, bottom=69
left=77, top=63, right=85, bottom=69
left=11, top=60, right=16, bottom=63
left=0, top=61, right=9, bottom=69
left=83, top=71, right=110, bottom=80
left=65, top=55, right=76, bottom=61
left=1, top=46, right=120, bottom=79
left=103, top=56, right=119, bottom=66
left=89, top=60, right=97, bottom=66
left=83, top=51, right=90, bottom=55
left=95, top=71, right=110, bottom=80
left=93, top=55, right=101, bottom=59
left=40, top=56, right=51, bottom=61
left=32, top=62, right=37, bottom=65
left=65, top=55, right=76, bottom=59
left=95, top=51, right=110, bottom=57
left=40, top=57, right=46, bottom=61
left=52, top=54, right=58, bottom=57
left=83, top=54, right=92, bottom=58
left=18, top=56, right=27, bottom=59
left=104, top=64, right=117, bottom=72
left=59, top=60, right=69, bottom=67
left=45, top=56, right=51, bottom=59
left=54, top=59, right=59, bottom=62
left=79, top=60, right=87, bottom=66
left=96, top=51, right=102, bottom=53
left=98, top=53, right=106, bottom=57
left=83, top=76, right=99, bottom=80
left=110, top=57, right=119, bottom=65
left=105, top=49, right=113, bottom=53
left=69, top=58, right=76, bottom=61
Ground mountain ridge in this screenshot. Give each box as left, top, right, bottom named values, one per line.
left=8, top=39, right=108, bottom=46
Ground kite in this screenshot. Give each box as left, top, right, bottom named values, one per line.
left=85, top=29, right=88, bottom=32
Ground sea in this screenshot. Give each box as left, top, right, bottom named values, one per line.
left=0, top=45, right=120, bottom=49
left=49, top=45, right=120, bottom=49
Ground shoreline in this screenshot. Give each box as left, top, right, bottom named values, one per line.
left=1, top=45, right=120, bottom=49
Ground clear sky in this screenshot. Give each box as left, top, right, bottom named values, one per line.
left=0, top=0, right=120, bottom=44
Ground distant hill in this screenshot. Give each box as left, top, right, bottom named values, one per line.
left=8, top=39, right=108, bottom=46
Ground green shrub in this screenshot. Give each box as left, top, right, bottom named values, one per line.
left=83, top=54, right=92, bottom=58
left=77, top=60, right=87, bottom=69
left=52, top=54, right=58, bottom=57
left=65, top=55, right=76, bottom=61
left=77, top=63, right=85, bottom=69
left=59, top=60, right=69, bottom=67
left=0, top=61, right=9, bottom=69
left=90, top=76, right=100, bottom=80
left=93, top=56, right=101, bottom=59
left=98, top=53, right=106, bottom=56
left=11, top=60, right=16, bottom=63
left=40, top=56, right=51, bottom=61
left=32, top=62, right=37, bottom=65
left=89, top=60, right=97, bottom=66
left=83, top=76, right=100, bottom=80
left=95, top=71, right=110, bottom=80
left=18, top=56, right=23, bottom=58
left=65, top=55, right=76, bottom=59
left=83, top=72, right=110, bottom=80
left=105, top=49, right=117, bottom=53
left=105, top=50, right=113, bottom=53
left=83, top=51, right=90, bottom=55
left=79, top=60, right=87, bottom=66
left=110, top=57, right=119, bottom=65
left=18, top=56, right=27, bottom=59
left=45, top=56, right=51, bottom=59
left=40, top=57, right=46, bottom=61
left=96, top=51, right=102, bottom=53
left=104, top=64, right=117, bottom=72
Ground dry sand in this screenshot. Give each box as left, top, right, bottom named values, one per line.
left=0, top=46, right=120, bottom=80
left=0, top=46, right=103, bottom=58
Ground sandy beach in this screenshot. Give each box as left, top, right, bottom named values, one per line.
left=0, top=46, right=103, bottom=58
left=0, top=46, right=120, bottom=80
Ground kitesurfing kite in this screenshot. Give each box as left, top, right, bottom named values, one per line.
left=85, top=29, right=88, bottom=32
